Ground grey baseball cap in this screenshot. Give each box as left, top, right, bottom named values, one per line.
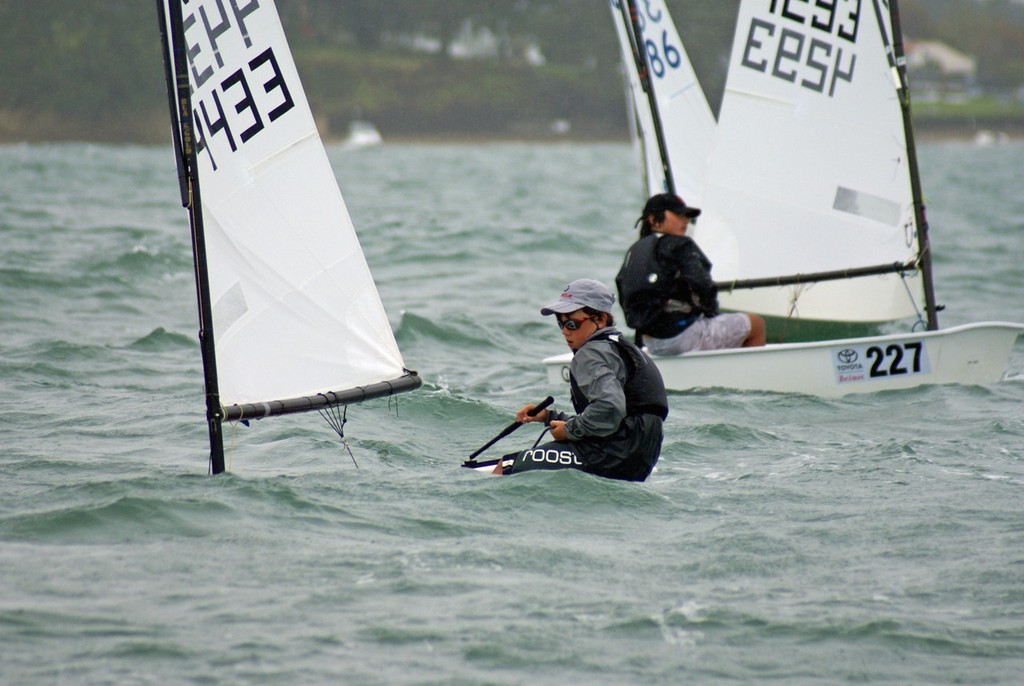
left=540, top=278, right=615, bottom=315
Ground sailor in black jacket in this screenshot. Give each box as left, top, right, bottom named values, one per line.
left=616, top=193, right=766, bottom=354
left=497, top=279, right=667, bottom=482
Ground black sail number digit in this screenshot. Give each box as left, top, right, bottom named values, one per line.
left=866, top=343, right=923, bottom=377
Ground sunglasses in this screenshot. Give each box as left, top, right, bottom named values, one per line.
left=556, top=315, right=592, bottom=331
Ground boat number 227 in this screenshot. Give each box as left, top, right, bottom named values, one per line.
left=866, top=343, right=923, bottom=377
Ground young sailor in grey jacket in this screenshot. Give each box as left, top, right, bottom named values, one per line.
left=495, top=279, right=668, bottom=481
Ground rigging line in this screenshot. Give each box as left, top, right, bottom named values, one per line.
left=531, top=427, right=552, bottom=450
left=317, top=395, right=344, bottom=435
left=385, top=380, right=398, bottom=416
left=317, top=408, right=337, bottom=435
left=886, top=0, right=940, bottom=330
left=317, top=394, right=341, bottom=433
left=786, top=283, right=808, bottom=320
left=318, top=397, right=358, bottom=469
left=228, top=420, right=237, bottom=473
left=897, top=270, right=928, bottom=331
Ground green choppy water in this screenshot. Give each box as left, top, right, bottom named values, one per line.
left=1, top=140, right=1023, bottom=685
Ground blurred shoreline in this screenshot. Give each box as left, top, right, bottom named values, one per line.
left=0, top=111, right=1020, bottom=146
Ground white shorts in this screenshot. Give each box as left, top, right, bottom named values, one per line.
left=643, top=313, right=751, bottom=356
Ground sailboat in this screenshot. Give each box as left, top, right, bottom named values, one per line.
left=157, top=0, right=420, bottom=472
left=543, top=0, right=1022, bottom=397
left=342, top=120, right=384, bottom=149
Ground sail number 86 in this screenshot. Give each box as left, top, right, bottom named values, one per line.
left=866, top=342, right=923, bottom=377
left=645, top=31, right=681, bottom=78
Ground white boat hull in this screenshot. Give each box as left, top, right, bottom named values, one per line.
left=462, top=456, right=509, bottom=474
left=342, top=121, right=382, bottom=148
left=543, top=322, right=1024, bottom=397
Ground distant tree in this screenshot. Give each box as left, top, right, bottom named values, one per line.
left=0, top=0, right=163, bottom=117
left=1, top=0, right=1021, bottom=143
left=899, top=0, right=937, bottom=37
left=332, top=0, right=387, bottom=50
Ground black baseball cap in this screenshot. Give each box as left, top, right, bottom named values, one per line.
left=641, top=193, right=701, bottom=219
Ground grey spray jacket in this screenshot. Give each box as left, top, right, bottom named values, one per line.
left=547, top=326, right=668, bottom=481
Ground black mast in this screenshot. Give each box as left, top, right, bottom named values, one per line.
left=619, top=0, right=676, bottom=195
left=887, top=0, right=940, bottom=330
left=157, top=0, right=226, bottom=473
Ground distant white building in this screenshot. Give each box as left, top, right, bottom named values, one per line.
left=448, top=21, right=547, bottom=66
left=448, top=21, right=499, bottom=60
left=523, top=42, right=546, bottom=67
left=904, top=40, right=977, bottom=96
left=391, top=21, right=547, bottom=66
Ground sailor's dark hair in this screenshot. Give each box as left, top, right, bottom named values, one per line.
left=636, top=212, right=663, bottom=238
left=580, top=306, right=614, bottom=327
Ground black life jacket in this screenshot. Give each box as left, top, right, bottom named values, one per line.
left=569, top=330, right=669, bottom=421
left=615, top=234, right=717, bottom=338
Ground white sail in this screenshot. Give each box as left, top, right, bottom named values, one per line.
left=609, top=0, right=717, bottom=204
left=164, top=0, right=410, bottom=408
left=691, top=0, right=923, bottom=322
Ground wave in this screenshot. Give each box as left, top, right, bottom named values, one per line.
left=394, top=311, right=492, bottom=348
left=125, top=327, right=195, bottom=352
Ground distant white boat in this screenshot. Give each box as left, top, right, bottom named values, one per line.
left=343, top=120, right=383, bottom=148
left=974, top=130, right=1010, bottom=147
